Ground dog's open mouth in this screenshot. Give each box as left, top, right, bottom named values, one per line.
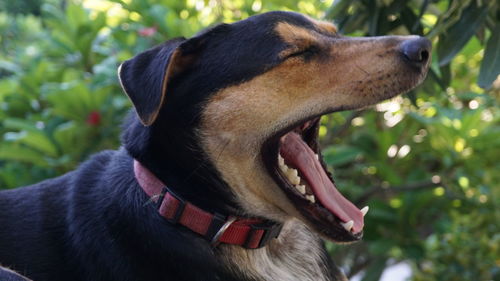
left=263, top=116, right=367, bottom=242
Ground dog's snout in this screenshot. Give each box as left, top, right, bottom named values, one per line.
left=400, top=37, right=431, bottom=66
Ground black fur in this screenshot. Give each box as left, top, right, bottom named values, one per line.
left=0, top=12, right=341, bottom=281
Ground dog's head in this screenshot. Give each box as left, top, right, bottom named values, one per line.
left=119, top=11, right=431, bottom=243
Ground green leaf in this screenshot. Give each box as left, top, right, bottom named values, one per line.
left=400, top=6, right=423, bottom=35
left=478, top=24, right=500, bottom=89
left=21, top=133, right=59, bottom=157
left=323, top=145, right=363, bottom=166
left=53, top=121, right=80, bottom=155
left=439, top=63, right=451, bottom=87
left=4, top=118, right=41, bottom=133
left=46, top=83, right=94, bottom=122
left=3, top=118, right=59, bottom=157
left=360, top=258, right=387, bottom=281
left=437, top=2, right=488, bottom=66
left=0, top=60, right=22, bottom=74
left=405, top=90, right=418, bottom=106
left=324, top=0, right=351, bottom=19
left=66, top=4, right=87, bottom=29
left=0, top=143, right=48, bottom=166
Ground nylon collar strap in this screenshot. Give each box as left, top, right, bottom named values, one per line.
left=134, top=160, right=283, bottom=249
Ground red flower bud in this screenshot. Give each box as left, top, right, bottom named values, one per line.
left=138, top=26, right=157, bottom=37
left=87, top=111, right=101, bottom=126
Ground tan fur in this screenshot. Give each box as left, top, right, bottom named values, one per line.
left=275, top=22, right=319, bottom=44
left=276, top=22, right=335, bottom=58
left=306, top=16, right=338, bottom=35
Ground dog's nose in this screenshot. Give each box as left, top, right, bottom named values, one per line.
left=400, top=37, right=431, bottom=66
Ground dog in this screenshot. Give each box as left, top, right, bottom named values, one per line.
left=0, top=11, right=431, bottom=281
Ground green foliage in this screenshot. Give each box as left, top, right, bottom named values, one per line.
left=0, top=3, right=129, bottom=186
left=0, top=0, right=499, bottom=280
left=413, top=211, right=499, bottom=281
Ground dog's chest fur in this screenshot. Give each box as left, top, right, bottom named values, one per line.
left=222, top=219, right=342, bottom=281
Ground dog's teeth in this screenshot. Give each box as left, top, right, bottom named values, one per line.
left=341, top=220, right=354, bottom=232
left=279, top=163, right=287, bottom=171
left=306, top=194, right=315, bottom=203
left=278, top=154, right=285, bottom=166
left=315, top=153, right=319, bottom=160
left=287, top=168, right=301, bottom=185
left=296, top=184, right=306, bottom=194
left=360, top=206, right=369, bottom=216
left=279, top=163, right=288, bottom=173
left=279, top=162, right=301, bottom=185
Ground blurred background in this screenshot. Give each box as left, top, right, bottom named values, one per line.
left=0, top=0, right=498, bottom=280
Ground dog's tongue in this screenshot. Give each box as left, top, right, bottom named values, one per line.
left=280, top=132, right=364, bottom=233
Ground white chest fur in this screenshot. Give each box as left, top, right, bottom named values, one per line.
left=221, top=219, right=343, bottom=281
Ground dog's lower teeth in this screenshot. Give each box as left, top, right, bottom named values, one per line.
left=360, top=206, right=369, bottom=216
left=306, top=195, right=315, bottom=203
left=296, top=184, right=306, bottom=194
left=341, top=220, right=354, bottom=232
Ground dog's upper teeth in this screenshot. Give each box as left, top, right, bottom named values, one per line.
left=286, top=168, right=301, bottom=185
left=360, top=206, right=369, bottom=216
left=279, top=157, right=289, bottom=173
left=296, top=184, right=306, bottom=194
left=315, top=153, right=319, bottom=160
left=288, top=168, right=298, bottom=178
left=278, top=154, right=285, bottom=166
left=279, top=164, right=288, bottom=173
left=306, top=194, right=315, bottom=203
left=341, top=220, right=354, bottom=232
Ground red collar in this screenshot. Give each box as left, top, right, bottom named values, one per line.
left=134, top=160, right=282, bottom=249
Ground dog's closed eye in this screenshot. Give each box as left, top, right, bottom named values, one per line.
left=281, top=44, right=321, bottom=61
left=275, top=22, right=327, bottom=61
left=284, top=45, right=321, bottom=60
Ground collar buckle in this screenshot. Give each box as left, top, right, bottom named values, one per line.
left=160, top=187, right=186, bottom=224
left=245, top=221, right=283, bottom=249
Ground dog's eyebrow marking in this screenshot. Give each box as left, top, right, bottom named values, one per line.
left=275, top=22, right=319, bottom=45
left=275, top=22, right=321, bottom=58
left=305, top=16, right=338, bottom=35
left=274, top=17, right=337, bottom=45
left=275, top=21, right=336, bottom=59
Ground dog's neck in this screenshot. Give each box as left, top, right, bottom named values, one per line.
left=122, top=114, right=240, bottom=215
left=133, top=159, right=283, bottom=249
left=221, top=219, right=347, bottom=281
left=123, top=117, right=346, bottom=281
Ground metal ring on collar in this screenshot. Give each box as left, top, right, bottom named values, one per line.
left=210, top=216, right=237, bottom=247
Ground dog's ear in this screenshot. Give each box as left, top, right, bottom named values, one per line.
left=118, top=37, right=196, bottom=126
